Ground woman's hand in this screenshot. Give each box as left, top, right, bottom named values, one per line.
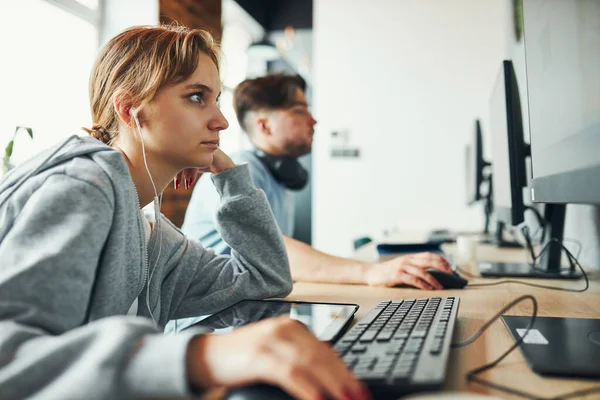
left=174, top=149, right=236, bottom=190
left=365, top=252, right=452, bottom=290
left=186, top=316, right=370, bottom=400
left=206, top=148, right=235, bottom=174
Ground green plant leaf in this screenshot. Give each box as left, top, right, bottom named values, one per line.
left=5, top=140, right=14, bottom=158
left=15, top=126, right=34, bottom=139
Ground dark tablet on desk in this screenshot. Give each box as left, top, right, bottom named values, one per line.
left=182, top=299, right=359, bottom=343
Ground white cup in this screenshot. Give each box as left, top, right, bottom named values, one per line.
left=456, top=235, right=477, bottom=265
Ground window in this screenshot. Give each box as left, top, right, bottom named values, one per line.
left=0, top=0, right=99, bottom=165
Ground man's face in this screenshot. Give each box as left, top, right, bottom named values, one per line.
left=268, top=87, right=317, bottom=158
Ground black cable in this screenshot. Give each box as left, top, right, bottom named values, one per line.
left=522, top=225, right=538, bottom=263
left=451, top=294, right=536, bottom=349
left=524, top=205, right=546, bottom=243
left=464, top=231, right=589, bottom=293
left=522, top=227, right=581, bottom=276
left=468, top=257, right=588, bottom=293
left=453, top=295, right=540, bottom=399
left=521, top=222, right=581, bottom=266
left=452, top=295, right=600, bottom=400
left=563, top=238, right=583, bottom=260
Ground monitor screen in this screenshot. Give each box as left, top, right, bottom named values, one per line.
left=524, top=0, right=600, bottom=204
left=466, top=120, right=486, bottom=205
left=490, top=60, right=528, bottom=226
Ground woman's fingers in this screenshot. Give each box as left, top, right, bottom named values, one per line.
left=174, top=168, right=205, bottom=190
left=265, top=319, right=369, bottom=400
left=264, top=357, right=324, bottom=400
left=187, top=317, right=371, bottom=400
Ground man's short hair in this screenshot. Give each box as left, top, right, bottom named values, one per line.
left=233, top=74, right=307, bottom=134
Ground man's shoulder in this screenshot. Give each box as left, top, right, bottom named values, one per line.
left=230, top=151, right=267, bottom=174
left=230, top=150, right=258, bottom=164
left=229, top=150, right=273, bottom=189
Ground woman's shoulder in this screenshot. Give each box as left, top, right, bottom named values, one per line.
left=1, top=136, right=122, bottom=203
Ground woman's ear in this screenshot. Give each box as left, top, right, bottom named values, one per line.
left=114, top=92, right=138, bottom=127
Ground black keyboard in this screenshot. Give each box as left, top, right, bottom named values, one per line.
left=333, top=297, right=459, bottom=399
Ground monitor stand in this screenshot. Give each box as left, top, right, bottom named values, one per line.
left=478, top=204, right=581, bottom=279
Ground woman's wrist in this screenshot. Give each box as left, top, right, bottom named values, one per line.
left=212, top=161, right=236, bottom=174
left=186, top=335, right=216, bottom=391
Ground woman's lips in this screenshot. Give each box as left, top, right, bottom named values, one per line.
left=201, top=140, right=219, bottom=149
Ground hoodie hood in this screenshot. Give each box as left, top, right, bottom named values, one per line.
left=0, top=135, right=114, bottom=205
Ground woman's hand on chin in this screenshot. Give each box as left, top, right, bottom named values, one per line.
left=175, top=149, right=235, bottom=190
left=208, top=149, right=235, bottom=174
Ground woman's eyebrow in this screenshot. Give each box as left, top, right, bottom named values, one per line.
left=185, top=83, right=212, bottom=92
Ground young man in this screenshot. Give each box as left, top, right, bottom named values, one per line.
left=183, top=75, right=451, bottom=290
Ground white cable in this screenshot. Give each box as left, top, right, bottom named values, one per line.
left=131, top=108, right=162, bottom=326
left=130, top=110, right=158, bottom=201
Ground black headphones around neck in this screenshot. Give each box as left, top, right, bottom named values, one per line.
left=253, top=148, right=309, bottom=191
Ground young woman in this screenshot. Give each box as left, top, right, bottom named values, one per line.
left=0, top=25, right=367, bottom=400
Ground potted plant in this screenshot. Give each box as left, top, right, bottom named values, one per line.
left=3, top=126, right=33, bottom=175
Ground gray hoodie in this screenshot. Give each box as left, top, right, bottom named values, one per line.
left=0, top=136, right=292, bottom=399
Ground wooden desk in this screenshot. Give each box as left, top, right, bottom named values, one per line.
left=284, top=242, right=600, bottom=399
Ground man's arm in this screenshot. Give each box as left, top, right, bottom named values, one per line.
left=283, top=235, right=452, bottom=290
left=283, top=235, right=371, bottom=284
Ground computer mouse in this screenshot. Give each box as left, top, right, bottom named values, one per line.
left=224, top=384, right=295, bottom=400
left=426, top=269, right=468, bottom=289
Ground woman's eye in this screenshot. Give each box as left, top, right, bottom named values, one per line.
left=189, top=93, right=204, bottom=104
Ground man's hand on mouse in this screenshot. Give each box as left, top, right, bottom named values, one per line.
left=365, top=252, right=452, bottom=290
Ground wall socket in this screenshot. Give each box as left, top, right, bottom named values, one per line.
left=330, top=130, right=360, bottom=158
left=331, top=148, right=360, bottom=158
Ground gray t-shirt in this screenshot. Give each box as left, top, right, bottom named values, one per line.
left=183, top=151, right=295, bottom=254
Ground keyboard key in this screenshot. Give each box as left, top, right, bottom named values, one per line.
left=351, top=344, right=367, bottom=353
left=376, top=332, right=394, bottom=342
left=359, top=330, right=378, bottom=343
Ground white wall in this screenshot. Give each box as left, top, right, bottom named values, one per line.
left=100, top=0, right=158, bottom=45
left=312, top=0, right=512, bottom=256
left=0, top=0, right=99, bottom=165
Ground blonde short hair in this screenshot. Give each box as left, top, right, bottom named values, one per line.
left=83, top=24, right=220, bottom=144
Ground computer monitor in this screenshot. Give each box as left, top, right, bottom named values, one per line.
left=477, top=61, right=539, bottom=277
left=490, top=60, right=528, bottom=227
left=502, top=0, right=600, bottom=381
left=465, top=120, right=497, bottom=239
left=479, top=59, right=581, bottom=279
left=466, top=120, right=488, bottom=205
left=464, top=117, right=522, bottom=247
